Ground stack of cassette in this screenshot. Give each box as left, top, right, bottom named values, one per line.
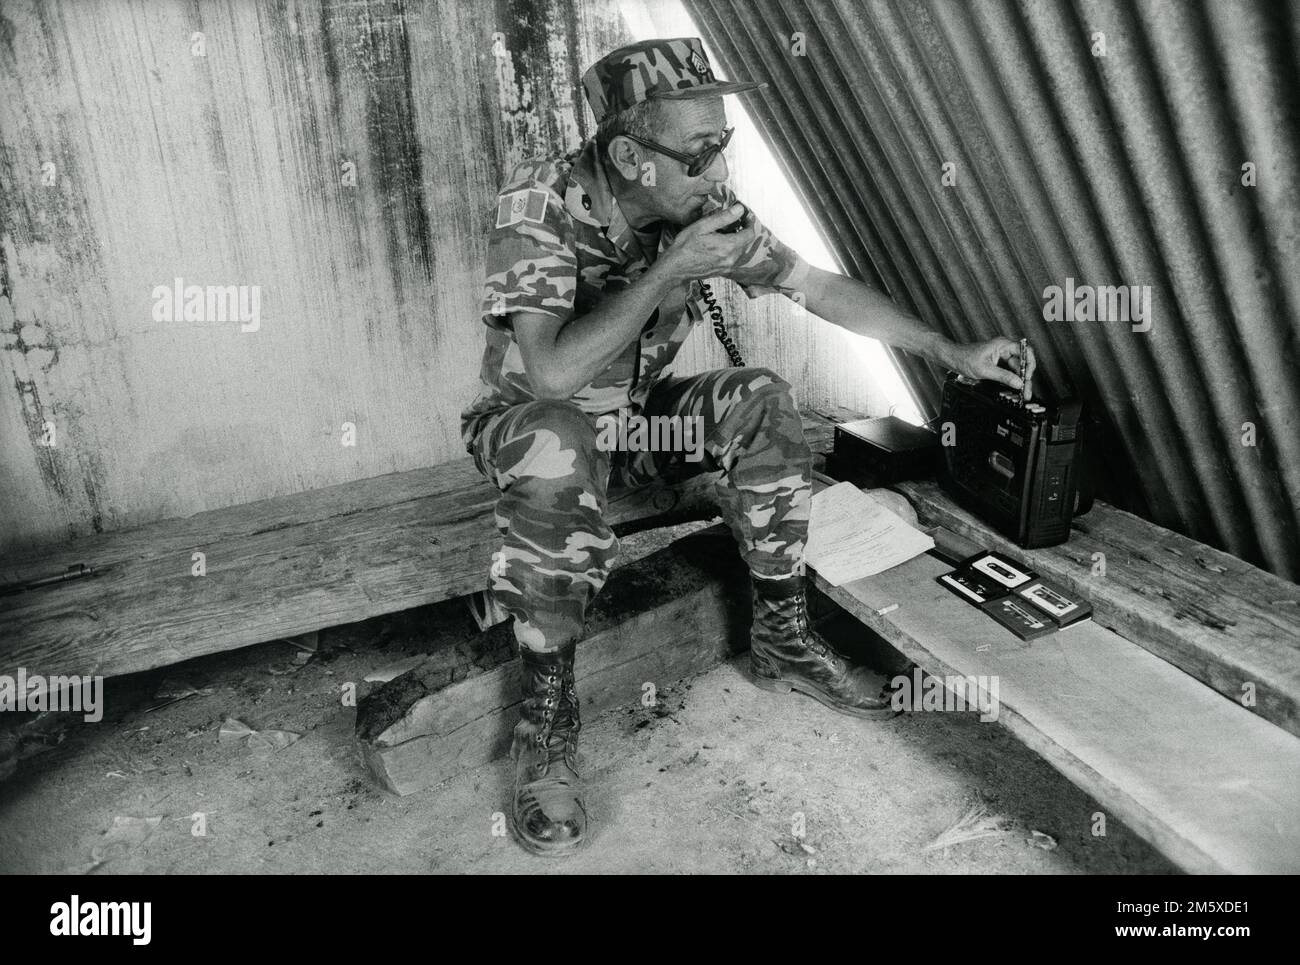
left=936, top=550, right=1093, bottom=641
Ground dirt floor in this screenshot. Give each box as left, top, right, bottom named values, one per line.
left=0, top=526, right=1178, bottom=875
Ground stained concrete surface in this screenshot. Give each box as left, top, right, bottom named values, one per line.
left=0, top=527, right=1178, bottom=875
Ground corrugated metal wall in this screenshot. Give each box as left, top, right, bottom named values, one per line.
left=685, top=0, right=1300, bottom=580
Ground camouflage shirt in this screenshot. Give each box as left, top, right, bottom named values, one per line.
left=460, top=138, right=811, bottom=449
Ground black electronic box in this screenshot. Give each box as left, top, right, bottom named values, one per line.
left=938, top=374, right=1092, bottom=548
left=829, top=415, right=939, bottom=484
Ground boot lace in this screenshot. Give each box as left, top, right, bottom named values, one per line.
left=533, top=670, right=580, bottom=776
left=795, top=593, right=842, bottom=670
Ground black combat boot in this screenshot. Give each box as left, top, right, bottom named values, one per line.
left=510, top=641, right=587, bottom=856
left=749, top=574, right=897, bottom=720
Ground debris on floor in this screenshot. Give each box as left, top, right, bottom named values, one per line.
left=923, top=798, right=1015, bottom=852
left=1028, top=829, right=1059, bottom=851
left=79, top=815, right=164, bottom=873
left=218, top=717, right=302, bottom=753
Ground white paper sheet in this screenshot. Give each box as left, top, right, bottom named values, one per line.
left=805, top=482, right=935, bottom=585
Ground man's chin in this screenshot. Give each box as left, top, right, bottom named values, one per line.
left=679, top=196, right=709, bottom=225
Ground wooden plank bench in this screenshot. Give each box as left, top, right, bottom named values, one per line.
left=0, top=413, right=838, bottom=683
left=892, top=481, right=1300, bottom=742
left=801, top=455, right=1300, bottom=873
left=813, top=537, right=1300, bottom=874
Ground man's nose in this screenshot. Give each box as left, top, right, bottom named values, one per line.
left=702, top=152, right=728, bottom=182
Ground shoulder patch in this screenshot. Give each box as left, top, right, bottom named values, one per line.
left=496, top=188, right=550, bottom=229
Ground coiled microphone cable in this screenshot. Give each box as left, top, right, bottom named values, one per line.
left=701, top=280, right=745, bottom=368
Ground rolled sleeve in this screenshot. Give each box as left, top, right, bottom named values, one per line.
left=712, top=185, right=812, bottom=301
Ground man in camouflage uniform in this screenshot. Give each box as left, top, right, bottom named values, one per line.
left=461, top=38, right=1036, bottom=856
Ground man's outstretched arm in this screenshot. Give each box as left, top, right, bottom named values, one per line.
left=801, top=266, right=1036, bottom=395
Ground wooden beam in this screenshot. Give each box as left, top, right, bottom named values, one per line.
left=1, top=461, right=498, bottom=681
left=894, top=480, right=1300, bottom=741
left=0, top=412, right=835, bottom=683
left=0, top=413, right=836, bottom=682
left=357, top=526, right=749, bottom=796
left=814, top=543, right=1300, bottom=874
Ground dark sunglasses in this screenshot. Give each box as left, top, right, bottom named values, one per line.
left=620, top=126, right=735, bottom=178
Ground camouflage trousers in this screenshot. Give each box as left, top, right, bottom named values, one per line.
left=467, top=367, right=813, bottom=653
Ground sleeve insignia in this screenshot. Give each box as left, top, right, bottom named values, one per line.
left=496, top=188, right=550, bottom=228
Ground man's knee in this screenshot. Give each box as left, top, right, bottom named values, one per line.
left=511, top=398, right=599, bottom=446
left=723, top=368, right=808, bottom=461
left=740, top=365, right=786, bottom=388
left=716, top=367, right=797, bottom=421
left=718, top=365, right=784, bottom=392
left=491, top=399, right=606, bottom=491
left=715, top=366, right=792, bottom=408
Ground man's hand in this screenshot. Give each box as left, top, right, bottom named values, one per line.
left=950, top=336, right=1038, bottom=399
left=660, top=203, right=753, bottom=281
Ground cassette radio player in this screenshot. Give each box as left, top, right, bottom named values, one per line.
left=938, top=372, right=1092, bottom=548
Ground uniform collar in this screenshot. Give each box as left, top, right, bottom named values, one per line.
left=567, top=140, right=647, bottom=263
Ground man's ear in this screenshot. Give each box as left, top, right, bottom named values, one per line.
left=606, top=135, right=641, bottom=182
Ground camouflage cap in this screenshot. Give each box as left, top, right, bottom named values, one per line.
left=582, top=38, right=766, bottom=123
